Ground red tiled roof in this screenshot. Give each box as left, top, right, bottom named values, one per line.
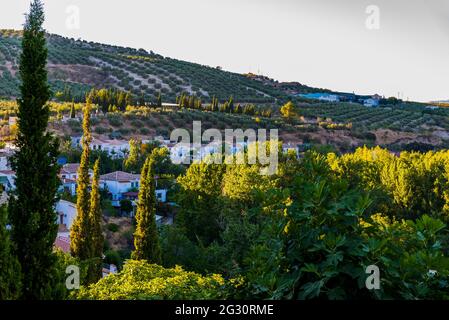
left=123, top=191, right=139, bottom=197
left=54, top=236, right=70, bottom=253
left=0, top=170, right=15, bottom=175
left=60, top=163, right=80, bottom=174
left=100, top=171, right=140, bottom=182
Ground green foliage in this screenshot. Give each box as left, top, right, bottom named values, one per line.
left=107, top=223, right=120, bottom=233
left=132, top=157, right=162, bottom=263
left=70, top=105, right=93, bottom=261
left=87, top=159, right=104, bottom=284
left=71, top=260, right=235, bottom=300
left=120, top=199, right=133, bottom=215
left=327, top=146, right=449, bottom=220
left=176, top=161, right=226, bottom=244
left=0, top=206, right=21, bottom=300
left=8, top=0, right=61, bottom=299
left=71, top=108, right=104, bottom=285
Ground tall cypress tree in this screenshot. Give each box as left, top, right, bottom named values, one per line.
left=0, top=206, right=21, bottom=300
left=86, top=159, right=103, bottom=284
left=70, top=101, right=76, bottom=118
left=157, top=92, right=162, bottom=108
left=70, top=105, right=92, bottom=261
left=9, top=0, right=61, bottom=299
left=132, top=157, right=161, bottom=263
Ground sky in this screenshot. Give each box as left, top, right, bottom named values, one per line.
left=1, top=0, right=448, bottom=102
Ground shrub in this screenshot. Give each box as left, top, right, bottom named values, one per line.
left=71, top=260, right=238, bottom=300
left=103, top=250, right=122, bottom=268
left=107, top=223, right=119, bottom=233
left=139, top=127, right=150, bottom=135
left=94, top=126, right=108, bottom=134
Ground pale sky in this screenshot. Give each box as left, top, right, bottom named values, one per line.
left=1, top=0, right=448, bottom=102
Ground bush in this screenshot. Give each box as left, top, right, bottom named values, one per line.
left=107, top=115, right=122, bottom=127
left=107, top=223, right=119, bottom=233
left=71, top=260, right=238, bottom=300
left=103, top=250, right=122, bottom=268
left=139, top=127, right=150, bottom=135
left=94, top=126, right=108, bottom=134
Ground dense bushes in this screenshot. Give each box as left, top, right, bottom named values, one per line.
left=71, top=260, right=237, bottom=300
left=160, top=146, right=449, bottom=300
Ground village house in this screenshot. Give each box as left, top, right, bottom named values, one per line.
left=364, top=98, right=380, bottom=107
left=59, top=163, right=93, bottom=196
left=72, top=136, right=131, bottom=158
left=56, top=199, right=77, bottom=230
left=0, top=150, right=12, bottom=171
left=99, top=171, right=168, bottom=207
left=299, top=93, right=340, bottom=102
left=0, top=170, right=15, bottom=191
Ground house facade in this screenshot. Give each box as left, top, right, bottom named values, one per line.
left=59, top=163, right=93, bottom=196
left=100, top=171, right=168, bottom=207
left=0, top=170, right=15, bottom=191
left=55, top=199, right=77, bottom=230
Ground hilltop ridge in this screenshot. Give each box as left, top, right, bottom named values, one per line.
left=0, top=29, right=329, bottom=104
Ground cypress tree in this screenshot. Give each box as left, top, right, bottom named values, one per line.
left=8, top=0, right=61, bottom=299
left=70, top=101, right=76, bottom=118
left=86, top=159, right=103, bottom=284
left=228, top=96, right=234, bottom=113
left=139, top=92, right=146, bottom=107
left=157, top=92, right=162, bottom=108
left=132, top=157, right=161, bottom=263
left=70, top=104, right=92, bottom=261
left=0, top=206, right=21, bottom=300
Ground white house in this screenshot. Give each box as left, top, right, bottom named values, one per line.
left=73, top=136, right=131, bottom=158
left=100, top=171, right=168, bottom=207
left=90, top=138, right=130, bottom=158
left=364, top=98, right=380, bottom=107
left=300, top=93, right=340, bottom=102
left=55, top=200, right=77, bottom=230
left=60, top=163, right=93, bottom=180
left=59, top=163, right=93, bottom=196
left=100, top=171, right=141, bottom=206
left=0, top=170, right=15, bottom=191
left=0, top=150, right=12, bottom=171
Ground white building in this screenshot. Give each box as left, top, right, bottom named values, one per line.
left=73, top=136, right=131, bottom=158
left=364, top=98, right=380, bottom=107
left=59, top=163, right=93, bottom=196
left=0, top=150, right=12, bottom=171
left=55, top=200, right=77, bottom=230
left=100, top=171, right=141, bottom=206
left=91, top=138, right=130, bottom=158
left=0, top=170, right=15, bottom=191
left=100, top=171, right=168, bottom=207
left=300, top=93, right=340, bottom=102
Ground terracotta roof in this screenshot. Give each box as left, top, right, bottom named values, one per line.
left=100, top=171, right=140, bottom=182
left=0, top=170, right=15, bottom=175
left=123, top=191, right=139, bottom=197
left=54, top=236, right=70, bottom=253
left=61, top=178, right=77, bottom=184
left=61, top=163, right=80, bottom=174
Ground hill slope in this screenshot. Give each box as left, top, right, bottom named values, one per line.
left=0, top=29, right=315, bottom=103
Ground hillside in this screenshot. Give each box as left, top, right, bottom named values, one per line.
left=0, top=29, right=305, bottom=104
